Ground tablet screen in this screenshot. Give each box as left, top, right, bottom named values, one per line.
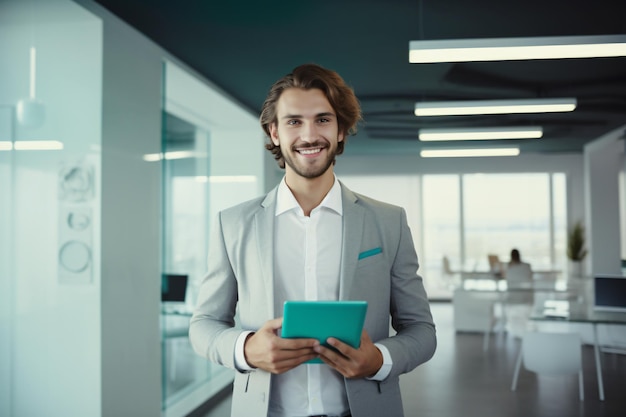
left=281, top=300, right=368, bottom=364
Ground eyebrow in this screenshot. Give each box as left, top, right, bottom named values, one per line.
left=280, top=112, right=336, bottom=120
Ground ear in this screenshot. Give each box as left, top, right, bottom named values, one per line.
left=269, top=123, right=280, bottom=146
left=338, top=131, right=345, bottom=143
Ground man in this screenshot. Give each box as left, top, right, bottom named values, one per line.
left=189, top=63, right=436, bottom=417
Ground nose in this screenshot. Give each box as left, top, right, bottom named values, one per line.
left=300, top=121, right=317, bottom=143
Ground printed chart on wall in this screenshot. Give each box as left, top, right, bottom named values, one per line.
left=58, top=159, right=94, bottom=284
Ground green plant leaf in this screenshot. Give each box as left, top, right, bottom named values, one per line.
left=567, top=221, right=587, bottom=261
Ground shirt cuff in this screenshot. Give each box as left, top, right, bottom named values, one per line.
left=234, top=330, right=255, bottom=372
left=367, top=343, right=393, bottom=381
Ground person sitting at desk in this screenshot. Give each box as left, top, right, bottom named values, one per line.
left=506, top=249, right=534, bottom=337
left=506, top=249, right=533, bottom=288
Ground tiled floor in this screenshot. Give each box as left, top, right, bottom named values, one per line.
left=189, top=302, right=626, bottom=417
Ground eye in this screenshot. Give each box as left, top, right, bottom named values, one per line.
left=286, top=119, right=300, bottom=126
left=318, top=117, right=330, bottom=123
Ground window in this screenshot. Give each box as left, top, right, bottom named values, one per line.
left=423, top=173, right=567, bottom=299
left=340, top=172, right=568, bottom=300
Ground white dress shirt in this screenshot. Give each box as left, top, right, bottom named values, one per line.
left=234, top=177, right=392, bottom=417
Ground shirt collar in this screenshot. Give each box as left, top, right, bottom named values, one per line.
left=276, top=176, right=343, bottom=216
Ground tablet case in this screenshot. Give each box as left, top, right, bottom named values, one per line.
left=281, top=300, right=368, bottom=364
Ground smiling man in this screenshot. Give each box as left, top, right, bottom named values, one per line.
left=190, top=63, right=436, bottom=417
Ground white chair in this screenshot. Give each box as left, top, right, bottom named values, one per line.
left=442, top=256, right=461, bottom=288
left=504, top=263, right=535, bottom=337
left=511, top=331, right=584, bottom=401
left=453, top=289, right=498, bottom=351
left=505, top=263, right=534, bottom=301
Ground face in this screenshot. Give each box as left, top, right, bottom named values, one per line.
left=269, top=88, right=344, bottom=180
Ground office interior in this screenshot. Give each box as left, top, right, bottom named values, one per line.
left=1, top=1, right=625, bottom=416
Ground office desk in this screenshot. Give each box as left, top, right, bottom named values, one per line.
left=161, top=310, right=193, bottom=338
left=530, top=301, right=626, bottom=401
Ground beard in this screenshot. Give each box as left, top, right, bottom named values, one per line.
left=282, top=140, right=337, bottom=179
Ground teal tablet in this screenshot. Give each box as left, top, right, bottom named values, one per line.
left=281, top=300, right=368, bottom=364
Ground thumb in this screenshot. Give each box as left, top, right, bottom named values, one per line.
left=262, top=317, right=284, bottom=333
left=361, top=329, right=372, bottom=345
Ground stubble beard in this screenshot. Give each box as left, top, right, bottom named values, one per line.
left=283, top=141, right=337, bottom=179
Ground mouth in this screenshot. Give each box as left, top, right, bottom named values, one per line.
left=296, top=147, right=323, bottom=156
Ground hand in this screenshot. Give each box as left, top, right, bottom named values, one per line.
left=244, top=317, right=320, bottom=374
left=315, top=330, right=383, bottom=379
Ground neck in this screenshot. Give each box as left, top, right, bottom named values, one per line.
left=284, top=169, right=335, bottom=216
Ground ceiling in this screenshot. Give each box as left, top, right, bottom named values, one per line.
left=93, top=0, right=626, bottom=156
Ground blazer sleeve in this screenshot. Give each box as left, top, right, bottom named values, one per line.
left=188, top=211, right=241, bottom=370
left=379, top=208, right=437, bottom=379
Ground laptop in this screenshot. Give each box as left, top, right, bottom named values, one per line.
left=593, top=275, right=626, bottom=313
left=161, top=274, right=189, bottom=313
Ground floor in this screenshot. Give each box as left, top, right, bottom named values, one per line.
left=188, top=302, right=626, bottom=417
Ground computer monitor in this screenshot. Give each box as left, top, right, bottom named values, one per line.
left=594, top=275, right=626, bottom=312
left=161, top=274, right=188, bottom=302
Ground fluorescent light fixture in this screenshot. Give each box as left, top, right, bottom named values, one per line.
left=0, top=141, right=12, bottom=151
left=409, top=35, right=626, bottom=63
left=419, top=126, right=543, bottom=141
left=29, top=47, right=37, bottom=99
left=420, top=147, right=520, bottom=158
left=10, top=140, right=64, bottom=150
left=142, top=150, right=207, bottom=162
left=195, top=175, right=258, bottom=183
left=415, top=98, right=577, bottom=116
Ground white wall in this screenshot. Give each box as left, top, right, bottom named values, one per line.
left=584, top=126, right=625, bottom=276
left=0, top=1, right=103, bottom=416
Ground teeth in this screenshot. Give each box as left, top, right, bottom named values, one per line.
left=299, top=148, right=321, bottom=155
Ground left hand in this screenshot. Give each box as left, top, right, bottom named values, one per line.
left=314, top=330, right=383, bottom=379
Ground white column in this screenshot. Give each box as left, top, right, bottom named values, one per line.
left=583, top=125, right=626, bottom=276
left=99, top=7, right=163, bottom=417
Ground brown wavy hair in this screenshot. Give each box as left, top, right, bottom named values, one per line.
left=260, top=63, right=362, bottom=168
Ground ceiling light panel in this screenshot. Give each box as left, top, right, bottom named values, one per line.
left=415, top=98, right=577, bottom=116
left=418, top=127, right=543, bottom=141
left=420, top=148, right=521, bottom=157
left=409, top=35, right=626, bottom=63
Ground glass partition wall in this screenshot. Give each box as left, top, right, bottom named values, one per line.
left=159, top=110, right=230, bottom=410
left=159, top=61, right=264, bottom=416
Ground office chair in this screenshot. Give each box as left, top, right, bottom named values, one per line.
left=442, top=256, right=461, bottom=288
left=503, top=263, right=535, bottom=337
left=453, top=289, right=498, bottom=352
left=511, top=331, right=584, bottom=401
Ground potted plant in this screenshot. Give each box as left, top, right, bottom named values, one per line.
left=567, top=220, right=588, bottom=278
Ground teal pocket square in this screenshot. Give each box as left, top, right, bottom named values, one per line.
left=358, top=247, right=382, bottom=260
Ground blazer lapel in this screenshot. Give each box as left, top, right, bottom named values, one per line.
left=255, top=187, right=277, bottom=317
left=339, top=183, right=364, bottom=299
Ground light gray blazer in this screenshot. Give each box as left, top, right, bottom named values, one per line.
left=189, top=182, right=436, bottom=417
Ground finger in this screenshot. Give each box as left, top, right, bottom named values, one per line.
left=315, top=345, right=351, bottom=375
left=326, top=337, right=356, bottom=358
left=277, top=337, right=320, bottom=351
left=314, top=343, right=348, bottom=366
left=261, top=317, right=283, bottom=332
left=271, top=352, right=320, bottom=373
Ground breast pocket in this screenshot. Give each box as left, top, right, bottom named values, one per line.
left=356, top=248, right=385, bottom=270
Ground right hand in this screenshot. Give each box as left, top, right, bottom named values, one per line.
left=244, top=317, right=319, bottom=374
